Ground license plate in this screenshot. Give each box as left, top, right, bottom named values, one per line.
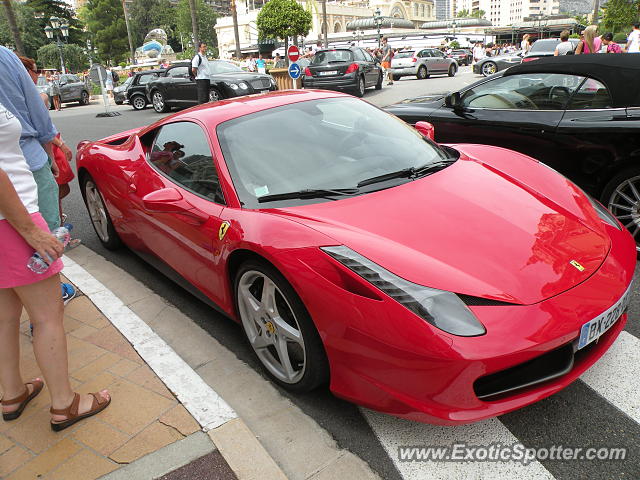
left=260, top=90, right=269, bottom=94
left=577, top=282, right=633, bottom=349
left=319, top=70, right=337, bottom=76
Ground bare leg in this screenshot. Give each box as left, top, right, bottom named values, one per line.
left=58, top=184, right=70, bottom=226
left=14, top=275, right=109, bottom=420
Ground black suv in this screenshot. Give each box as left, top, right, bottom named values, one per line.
left=125, top=69, right=163, bottom=110
left=302, top=47, right=383, bottom=97
left=145, top=60, right=277, bottom=113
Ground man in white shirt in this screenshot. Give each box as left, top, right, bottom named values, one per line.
left=626, top=23, right=640, bottom=53
left=472, top=43, right=485, bottom=63
left=191, top=42, right=211, bottom=104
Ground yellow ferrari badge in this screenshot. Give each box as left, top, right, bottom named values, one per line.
left=570, top=260, right=585, bottom=272
left=218, top=221, right=231, bottom=241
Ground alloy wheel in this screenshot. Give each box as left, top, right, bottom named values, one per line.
left=237, top=270, right=307, bottom=384
left=152, top=92, right=165, bottom=112
left=208, top=89, right=220, bottom=102
left=132, top=96, right=146, bottom=110
left=607, top=175, right=640, bottom=251
left=84, top=180, right=110, bottom=243
left=482, top=62, right=497, bottom=76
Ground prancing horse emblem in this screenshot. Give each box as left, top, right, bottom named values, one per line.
left=570, top=260, right=585, bottom=272
left=218, top=221, right=231, bottom=240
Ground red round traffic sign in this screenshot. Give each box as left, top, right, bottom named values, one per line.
left=287, top=45, right=300, bottom=62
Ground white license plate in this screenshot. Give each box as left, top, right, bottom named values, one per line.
left=260, top=90, right=269, bottom=94
left=577, top=282, right=633, bottom=349
left=319, top=70, right=338, bottom=76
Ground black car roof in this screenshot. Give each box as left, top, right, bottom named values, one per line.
left=135, top=69, right=163, bottom=75
left=505, top=54, right=640, bottom=107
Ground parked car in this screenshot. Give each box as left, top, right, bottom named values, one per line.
left=473, top=50, right=523, bottom=76
left=385, top=55, right=640, bottom=249
left=448, top=49, right=472, bottom=66
left=523, top=38, right=580, bottom=61
left=76, top=89, right=635, bottom=425
left=113, top=76, right=133, bottom=105
left=146, top=60, right=277, bottom=113
left=37, top=73, right=90, bottom=108
left=126, top=69, right=163, bottom=110
left=390, top=48, right=458, bottom=81
left=302, top=47, right=383, bottom=97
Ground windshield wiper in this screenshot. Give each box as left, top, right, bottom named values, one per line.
left=257, top=188, right=360, bottom=203
left=356, top=161, right=455, bottom=188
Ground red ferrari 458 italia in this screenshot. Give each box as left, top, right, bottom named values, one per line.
left=77, top=90, right=636, bottom=425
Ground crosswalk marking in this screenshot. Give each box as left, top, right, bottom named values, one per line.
left=580, top=331, right=640, bottom=424
left=362, top=410, right=554, bottom=480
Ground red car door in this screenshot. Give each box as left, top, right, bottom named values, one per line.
left=128, top=120, right=229, bottom=307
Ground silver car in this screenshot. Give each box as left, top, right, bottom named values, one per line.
left=390, top=48, right=457, bottom=81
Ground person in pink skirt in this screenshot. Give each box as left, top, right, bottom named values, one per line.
left=0, top=101, right=111, bottom=431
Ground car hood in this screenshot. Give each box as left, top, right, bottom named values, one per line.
left=210, top=72, right=272, bottom=83
left=269, top=148, right=610, bottom=305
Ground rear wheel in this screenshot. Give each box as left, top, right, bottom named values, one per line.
left=82, top=175, right=122, bottom=250
left=131, top=95, right=147, bottom=110
left=79, top=90, right=90, bottom=105
left=602, top=167, right=640, bottom=251
left=481, top=61, right=498, bottom=77
left=152, top=90, right=170, bottom=113
left=234, top=260, right=329, bottom=392
left=448, top=64, right=457, bottom=77
left=354, top=75, right=366, bottom=97
left=417, top=65, right=429, bottom=79
left=375, top=71, right=383, bottom=90
left=392, top=74, right=401, bottom=81
left=208, top=88, right=221, bottom=102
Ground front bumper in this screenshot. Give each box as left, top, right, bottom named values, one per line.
left=303, top=74, right=358, bottom=92
left=278, top=222, right=636, bottom=425
left=473, top=63, right=482, bottom=74
left=113, top=91, right=127, bottom=103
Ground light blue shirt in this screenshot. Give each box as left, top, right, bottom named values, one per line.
left=0, top=46, right=57, bottom=172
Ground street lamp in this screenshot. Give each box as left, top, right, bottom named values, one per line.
left=44, top=16, right=69, bottom=74
left=352, top=28, right=363, bottom=46
left=374, top=8, right=383, bottom=48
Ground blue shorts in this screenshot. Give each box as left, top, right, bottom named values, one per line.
left=31, top=162, right=60, bottom=232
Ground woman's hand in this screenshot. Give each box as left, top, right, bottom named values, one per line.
left=22, top=226, right=64, bottom=263
left=59, top=142, right=73, bottom=162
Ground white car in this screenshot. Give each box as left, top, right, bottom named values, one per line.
left=389, top=48, right=457, bottom=81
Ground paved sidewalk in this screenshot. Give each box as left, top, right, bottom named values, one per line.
left=0, top=273, right=284, bottom=480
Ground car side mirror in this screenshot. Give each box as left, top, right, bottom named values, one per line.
left=142, top=188, right=208, bottom=223
left=414, top=121, right=435, bottom=141
left=59, top=80, right=67, bottom=86
left=445, top=92, right=462, bottom=110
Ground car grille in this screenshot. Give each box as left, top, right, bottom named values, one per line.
left=250, top=78, right=271, bottom=90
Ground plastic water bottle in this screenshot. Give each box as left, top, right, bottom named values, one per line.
left=27, top=225, right=72, bottom=274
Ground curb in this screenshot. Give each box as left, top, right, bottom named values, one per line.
left=62, top=247, right=288, bottom=480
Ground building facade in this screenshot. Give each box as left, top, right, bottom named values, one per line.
left=454, top=0, right=558, bottom=26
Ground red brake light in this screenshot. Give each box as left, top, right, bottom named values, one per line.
left=522, top=57, right=538, bottom=62
left=345, top=63, right=359, bottom=74
left=304, top=67, right=312, bottom=76
left=412, top=57, right=418, bottom=62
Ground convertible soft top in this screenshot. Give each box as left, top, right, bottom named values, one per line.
left=505, top=54, right=640, bottom=108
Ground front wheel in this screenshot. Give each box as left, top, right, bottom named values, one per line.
left=602, top=167, right=640, bottom=250
left=392, top=74, right=401, bottom=81
left=152, top=90, right=170, bottom=113
left=375, top=71, right=383, bottom=90
left=481, top=61, right=498, bottom=77
left=82, top=175, right=122, bottom=250
left=131, top=95, right=147, bottom=110
left=417, top=65, right=429, bottom=79
left=208, top=88, right=221, bottom=102
left=353, top=75, right=366, bottom=97
left=448, top=64, right=457, bottom=77
left=79, top=90, right=90, bottom=105
left=234, top=260, right=329, bottom=392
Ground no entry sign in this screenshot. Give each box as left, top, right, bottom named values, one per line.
left=287, top=45, right=300, bottom=62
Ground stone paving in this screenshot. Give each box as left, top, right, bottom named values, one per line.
left=0, top=278, right=201, bottom=480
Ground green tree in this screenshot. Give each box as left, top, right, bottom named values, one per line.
left=1, top=0, right=25, bottom=54
left=257, top=0, right=311, bottom=64
left=602, top=0, right=639, bottom=34
left=456, top=9, right=469, bottom=17
left=25, top=0, right=85, bottom=47
left=0, top=1, right=47, bottom=58
left=84, top=0, right=129, bottom=64
left=471, top=9, right=486, bottom=18
left=37, top=43, right=89, bottom=72
left=129, top=0, right=176, bottom=47
left=176, top=0, right=217, bottom=51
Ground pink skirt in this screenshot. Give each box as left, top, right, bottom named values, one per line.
left=0, top=213, right=63, bottom=288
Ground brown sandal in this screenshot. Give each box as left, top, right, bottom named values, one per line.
left=2, top=379, right=44, bottom=421
left=50, top=392, right=111, bottom=432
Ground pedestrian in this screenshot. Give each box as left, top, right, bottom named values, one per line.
left=381, top=37, right=394, bottom=85
left=554, top=30, right=574, bottom=55
left=104, top=67, right=114, bottom=99
left=520, top=34, right=530, bottom=53
left=472, top=42, right=485, bottom=63
left=274, top=53, right=285, bottom=68
left=0, top=46, right=77, bottom=305
left=600, top=32, right=622, bottom=53
left=0, top=97, right=111, bottom=431
left=248, top=56, right=257, bottom=72
left=625, top=23, right=640, bottom=53
left=576, top=25, right=601, bottom=54
left=191, top=42, right=211, bottom=105
left=256, top=55, right=266, bottom=74
left=47, top=73, right=61, bottom=111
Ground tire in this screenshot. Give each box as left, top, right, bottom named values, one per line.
left=392, top=74, right=401, bottom=81
left=151, top=90, right=170, bottom=113
left=481, top=61, right=498, bottom=77
left=208, top=88, right=221, bottom=102
left=417, top=65, right=428, bottom=80
left=114, top=99, right=123, bottom=105
left=234, top=259, right=329, bottom=392
left=81, top=175, right=122, bottom=250
left=79, top=90, right=90, bottom=105
left=601, top=167, right=640, bottom=250
left=375, top=71, right=383, bottom=90
left=354, top=75, right=366, bottom=97
left=131, top=95, right=147, bottom=110
left=448, top=64, right=457, bottom=77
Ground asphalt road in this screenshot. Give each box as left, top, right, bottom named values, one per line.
left=51, top=66, right=640, bottom=480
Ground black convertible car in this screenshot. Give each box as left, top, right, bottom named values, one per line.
left=385, top=55, right=640, bottom=248
left=146, top=60, right=277, bottom=113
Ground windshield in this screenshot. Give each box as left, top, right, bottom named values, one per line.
left=311, top=50, right=354, bottom=65
left=217, top=97, right=454, bottom=208
left=209, top=60, right=243, bottom=75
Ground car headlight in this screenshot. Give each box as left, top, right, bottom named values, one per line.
left=321, top=246, right=486, bottom=336
left=238, top=81, right=248, bottom=89
left=228, top=83, right=239, bottom=90
left=269, top=76, right=276, bottom=85
left=588, top=195, right=622, bottom=230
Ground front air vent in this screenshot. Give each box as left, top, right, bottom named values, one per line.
left=457, top=294, right=518, bottom=307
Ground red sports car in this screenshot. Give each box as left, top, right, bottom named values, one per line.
left=77, top=90, right=636, bottom=425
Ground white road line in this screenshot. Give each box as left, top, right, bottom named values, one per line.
left=580, top=331, right=640, bottom=424
left=62, top=255, right=237, bottom=431
left=362, top=410, right=554, bottom=480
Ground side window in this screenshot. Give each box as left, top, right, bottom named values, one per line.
left=461, top=73, right=585, bottom=110
left=567, top=78, right=612, bottom=110
left=362, top=49, right=375, bottom=62
left=139, top=73, right=157, bottom=85
left=148, top=122, right=225, bottom=204
left=69, top=75, right=79, bottom=83
left=419, top=49, right=431, bottom=58
left=353, top=49, right=366, bottom=62
left=432, top=50, right=444, bottom=58
left=168, top=67, right=188, bottom=78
